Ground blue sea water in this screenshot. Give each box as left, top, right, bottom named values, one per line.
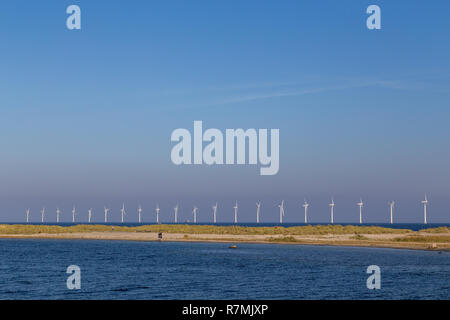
left=0, top=239, right=448, bottom=300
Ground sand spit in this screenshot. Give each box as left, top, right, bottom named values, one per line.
left=0, top=227, right=449, bottom=252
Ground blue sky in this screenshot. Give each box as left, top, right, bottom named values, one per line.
left=0, top=0, right=449, bottom=223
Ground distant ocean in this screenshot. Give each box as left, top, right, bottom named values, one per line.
left=0, top=239, right=448, bottom=299
left=3, top=222, right=449, bottom=231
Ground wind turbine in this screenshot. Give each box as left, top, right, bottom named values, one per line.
left=233, top=201, right=238, bottom=224
left=56, top=208, right=61, bottom=223
left=138, top=205, right=143, bottom=223
left=120, top=203, right=126, bottom=223
left=88, top=208, right=93, bottom=223
left=192, top=206, right=198, bottom=223
left=278, top=200, right=285, bottom=224
left=256, top=201, right=261, bottom=224
left=389, top=201, right=395, bottom=224
left=329, top=198, right=335, bottom=224
left=41, top=207, right=45, bottom=223
left=26, top=208, right=30, bottom=223
left=156, top=204, right=160, bottom=224
left=104, top=207, right=110, bottom=223
left=421, top=195, right=428, bottom=224
left=72, top=206, right=76, bottom=223
left=212, top=202, right=218, bottom=223
left=174, top=204, right=179, bottom=223
left=302, top=199, right=309, bottom=224
left=357, top=198, right=364, bottom=224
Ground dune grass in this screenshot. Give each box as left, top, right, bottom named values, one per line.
left=394, top=235, right=450, bottom=243
left=268, top=236, right=301, bottom=243
left=350, top=234, right=370, bottom=240
left=419, top=227, right=449, bottom=233
left=0, top=223, right=420, bottom=236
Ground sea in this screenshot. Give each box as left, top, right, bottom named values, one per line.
left=0, top=237, right=449, bottom=299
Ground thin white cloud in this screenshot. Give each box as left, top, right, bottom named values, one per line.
left=146, top=73, right=450, bottom=109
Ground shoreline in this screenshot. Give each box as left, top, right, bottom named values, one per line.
left=1, top=231, right=449, bottom=252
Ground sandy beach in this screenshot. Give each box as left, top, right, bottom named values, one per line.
left=1, top=230, right=449, bottom=251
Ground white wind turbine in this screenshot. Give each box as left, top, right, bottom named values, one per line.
left=104, top=207, right=110, bottom=223
left=72, top=206, right=76, bottom=223
left=357, top=198, right=364, bottom=224
left=256, top=201, right=261, bottom=224
left=156, top=204, right=160, bottom=224
left=233, top=201, right=238, bottom=224
left=212, top=202, right=218, bottom=224
left=421, top=195, right=428, bottom=224
left=278, top=200, right=285, bottom=224
left=138, top=205, right=143, bottom=223
left=174, top=204, right=179, bottom=223
left=329, top=198, right=335, bottom=224
left=120, top=203, right=126, bottom=223
left=41, top=207, right=45, bottom=223
left=56, top=207, right=61, bottom=223
left=302, top=199, right=309, bottom=224
left=88, top=208, right=93, bottom=223
left=389, top=201, right=395, bottom=224
left=192, top=206, right=198, bottom=223
left=26, top=208, right=30, bottom=223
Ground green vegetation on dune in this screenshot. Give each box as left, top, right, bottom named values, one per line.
left=0, top=224, right=420, bottom=236
left=394, top=235, right=450, bottom=243
left=268, top=236, right=300, bottom=243
left=130, top=224, right=415, bottom=235
left=419, top=227, right=449, bottom=233
left=350, top=234, right=370, bottom=241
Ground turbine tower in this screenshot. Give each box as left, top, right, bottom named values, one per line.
left=104, top=207, right=110, bottom=223
left=357, top=198, right=364, bottom=224
left=120, top=203, right=126, bottom=223
left=138, top=205, right=143, bottom=223
left=72, top=206, right=76, bottom=223
left=56, top=208, right=61, bottom=223
left=256, top=201, right=261, bottom=224
left=329, top=198, right=335, bottom=224
left=156, top=204, right=160, bottom=224
left=278, top=200, right=285, bottom=224
left=233, top=201, right=238, bottom=224
left=41, top=207, right=45, bottom=223
left=26, top=208, right=30, bottom=223
left=421, top=195, right=428, bottom=224
left=212, top=202, right=218, bottom=224
left=389, top=201, right=395, bottom=224
left=302, top=199, right=309, bottom=224
left=88, top=208, right=93, bottom=223
left=192, top=206, right=198, bottom=223
left=174, top=204, right=179, bottom=223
